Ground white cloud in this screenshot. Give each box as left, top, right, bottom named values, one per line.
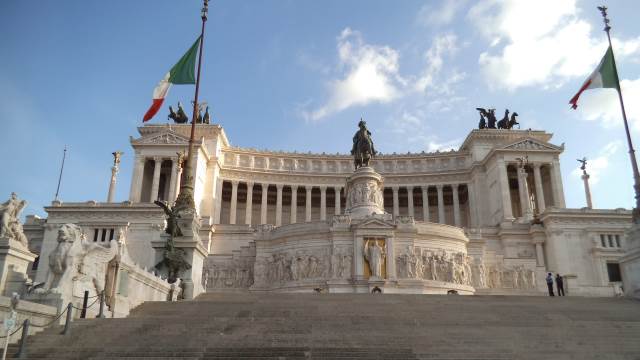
left=470, top=0, right=640, bottom=90
left=578, top=78, right=640, bottom=131
left=302, top=29, right=465, bottom=121
left=303, top=28, right=403, bottom=121
left=385, top=109, right=462, bottom=153
left=417, top=0, right=468, bottom=27
left=414, top=34, right=462, bottom=93
left=572, top=141, right=622, bottom=185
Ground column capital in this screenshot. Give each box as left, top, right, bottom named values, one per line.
left=231, top=180, right=239, bottom=186
left=435, top=184, right=444, bottom=190
left=392, top=185, right=399, bottom=191
left=153, top=156, right=163, bottom=162
left=246, top=181, right=254, bottom=188
left=306, top=185, right=313, bottom=192
left=276, top=183, right=284, bottom=190
left=451, top=183, right=459, bottom=191
left=406, top=185, right=414, bottom=191
left=533, top=162, right=542, bottom=169
left=319, top=185, right=327, bottom=191
left=291, top=184, right=299, bottom=191
left=333, top=186, right=342, bottom=191
left=421, top=185, right=430, bottom=192
left=261, top=182, right=269, bottom=189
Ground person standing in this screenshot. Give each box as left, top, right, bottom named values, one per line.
left=556, top=274, right=565, bottom=296
left=546, top=273, right=555, bottom=296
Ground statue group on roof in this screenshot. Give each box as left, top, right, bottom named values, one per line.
left=476, top=108, right=520, bottom=130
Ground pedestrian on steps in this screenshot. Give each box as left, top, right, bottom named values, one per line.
left=556, top=274, right=565, bottom=296
left=546, top=273, right=555, bottom=296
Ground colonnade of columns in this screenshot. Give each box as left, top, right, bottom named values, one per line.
left=498, top=159, right=564, bottom=220
left=129, top=156, right=182, bottom=203
left=388, top=184, right=467, bottom=227
left=217, top=180, right=473, bottom=228
left=219, top=182, right=344, bottom=227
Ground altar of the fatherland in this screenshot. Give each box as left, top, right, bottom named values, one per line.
left=21, top=121, right=634, bottom=299
left=1, top=119, right=639, bottom=359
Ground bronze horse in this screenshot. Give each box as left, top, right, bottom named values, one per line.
left=497, top=110, right=519, bottom=129
left=168, top=102, right=189, bottom=124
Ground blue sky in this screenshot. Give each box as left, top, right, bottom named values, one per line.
left=2, top=0, right=640, bottom=218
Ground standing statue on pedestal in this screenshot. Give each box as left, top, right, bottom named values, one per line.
left=363, top=239, right=385, bottom=278
left=351, top=119, right=377, bottom=170
left=0, top=193, right=28, bottom=247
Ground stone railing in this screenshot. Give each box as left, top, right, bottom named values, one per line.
left=220, top=148, right=471, bottom=175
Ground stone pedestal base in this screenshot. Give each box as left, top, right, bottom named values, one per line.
left=152, top=212, right=208, bottom=300
left=0, top=239, right=37, bottom=297
left=345, top=167, right=385, bottom=219
left=621, top=223, right=640, bottom=299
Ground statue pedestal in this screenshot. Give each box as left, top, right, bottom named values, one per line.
left=152, top=212, right=208, bottom=300
left=0, top=238, right=37, bottom=297
left=621, top=223, right=640, bottom=300
left=345, top=167, right=385, bottom=219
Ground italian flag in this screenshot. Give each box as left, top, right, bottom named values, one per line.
left=142, top=36, right=201, bottom=122
left=569, top=46, right=620, bottom=109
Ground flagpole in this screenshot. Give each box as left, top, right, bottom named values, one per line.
left=175, top=0, right=208, bottom=213
left=54, top=146, right=67, bottom=202
left=598, top=6, right=640, bottom=223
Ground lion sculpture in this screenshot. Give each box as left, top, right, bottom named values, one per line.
left=37, top=223, right=118, bottom=296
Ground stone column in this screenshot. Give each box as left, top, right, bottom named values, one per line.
left=260, top=183, right=269, bottom=225
left=421, top=186, right=430, bottom=222
left=407, top=186, right=414, bottom=218
left=334, top=187, right=341, bottom=215
left=245, top=182, right=254, bottom=225
left=290, top=185, right=298, bottom=224
left=466, top=182, right=477, bottom=227
left=550, top=159, right=566, bottom=208
left=213, top=179, right=224, bottom=224
left=498, top=159, right=514, bottom=220
left=452, top=184, right=461, bottom=227
left=534, top=241, right=545, bottom=267
left=517, top=167, right=533, bottom=220
left=229, top=180, right=239, bottom=225
left=320, top=186, right=327, bottom=221
left=436, top=184, right=445, bottom=224
left=150, top=157, right=162, bottom=202
left=533, top=164, right=546, bottom=213
left=582, top=172, right=593, bottom=209
left=168, top=157, right=179, bottom=202
left=392, top=186, right=399, bottom=217
left=275, top=184, right=283, bottom=226
left=305, top=186, right=312, bottom=222
left=129, top=155, right=145, bottom=202
left=107, top=151, right=122, bottom=203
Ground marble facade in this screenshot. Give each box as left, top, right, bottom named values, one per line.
left=19, top=124, right=634, bottom=297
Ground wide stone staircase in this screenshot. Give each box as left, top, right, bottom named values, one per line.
left=8, top=293, right=640, bottom=359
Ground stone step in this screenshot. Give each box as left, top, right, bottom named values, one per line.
left=7, top=294, right=640, bottom=359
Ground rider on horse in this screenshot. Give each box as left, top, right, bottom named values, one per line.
left=351, top=119, right=377, bottom=169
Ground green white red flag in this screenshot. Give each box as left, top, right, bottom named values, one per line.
left=143, top=36, right=201, bottom=122
left=569, top=46, right=620, bottom=109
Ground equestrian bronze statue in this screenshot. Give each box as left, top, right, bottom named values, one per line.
left=351, top=119, right=377, bottom=170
